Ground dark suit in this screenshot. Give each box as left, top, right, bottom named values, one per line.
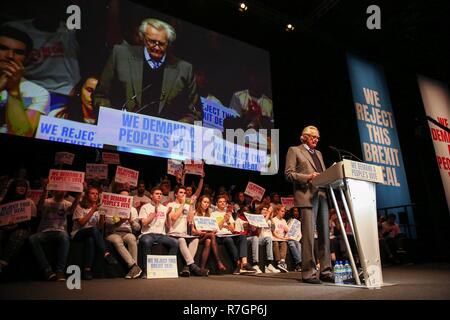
left=93, top=43, right=202, bottom=124
left=285, top=144, right=332, bottom=280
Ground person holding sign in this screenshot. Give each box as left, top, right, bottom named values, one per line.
left=105, top=189, right=142, bottom=279
left=211, top=195, right=256, bottom=275
left=132, top=180, right=151, bottom=212
left=29, top=179, right=80, bottom=281
left=286, top=208, right=303, bottom=272
left=138, top=186, right=178, bottom=279
left=192, top=195, right=227, bottom=273
left=271, top=205, right=302, bottom=273
left=168, top=187, right=208, bottom=277
left=72, top=186, right=118, bottom=280
left=285, top=125, right=333, bottom=284
left=0, top=179, right=36, bottom=274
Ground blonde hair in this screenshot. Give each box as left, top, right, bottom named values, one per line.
left=300, top=125, right=319, bottom=143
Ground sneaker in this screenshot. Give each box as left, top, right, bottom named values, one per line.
left=190, top=264, right=208, bottom=277
left=265, top=264, right=280, bottom=273
left=104, top=253, right=118, bottom=265
left=233, top=266, right=241, bottom=275
left=240, top=263, right=257, bottom=274
left=294, top=264, right=302, bottom=272
left=180, top=265, right=190, bottom=277
left=277, top=262, right=288, bottom=273
left=44, top=269, right=56, bottom=281
left=252, top=265, right=263, bottom=274
left=56, top=271, right=66, bottom=282
left=83, top=269, right=93, bottom=280
left=141, top=270, right=148, bottom=279
left=125, top=264, right=142, bottom=279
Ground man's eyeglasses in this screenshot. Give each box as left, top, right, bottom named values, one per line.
left=306, top=134, right=320, bottom=141
left=144, top=37, right=168, bottom=48
left=0, top=44, right=26, bottom=56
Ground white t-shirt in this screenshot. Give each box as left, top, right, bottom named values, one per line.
left=167, top=201, right=191, bottom=235
left=105, top=206, right=139, bottom=235
left=37, top=198, right=73, bottom=233
left=0, top=79, right=50, bottom=133
left=139, top=202, right=169, bottom=235
left=210, top=210, right=235, bottom=235
left=5, top=20, right=81, bottom=95
left=272, top=216, right=289, bottom=241
left=259, top=219, right=273, bottom=239
left=71, top=205, right=100, bottom=238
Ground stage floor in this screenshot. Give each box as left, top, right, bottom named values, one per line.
left=1, top=263, right=449, bottom=300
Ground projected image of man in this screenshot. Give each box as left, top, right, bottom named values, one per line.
left=94, top=18, right=202, bottom=124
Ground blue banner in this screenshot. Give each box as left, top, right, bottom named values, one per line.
left=347, top=54, right=414, bottom=235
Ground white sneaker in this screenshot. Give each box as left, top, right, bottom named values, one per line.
left=265, top=264, right=281, bottom=273
left=252, top=265, right=262, bottom=274
left=277, top=262, right=288, bottom=273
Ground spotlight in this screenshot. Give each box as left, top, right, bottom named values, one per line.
left=239, top=2, right=248, bottom=12
left=285, top=23, right=295, bottom=32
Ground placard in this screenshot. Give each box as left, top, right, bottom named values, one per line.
left=244, top=182, right=266, bottom=202
left=244, top=212, right=269, bottom=228
left=99, top=192, right=132, bottom=218
left=55, top=152, right=75, bottom=165
left=47, top=169, right=84, bottom=192
left=102, top=152, right=120, bottom=164
left=0, top=199, right=33, bottom=227
left=115, top=166, right=139, bottom=187
left=146, top=255, right=178, bottom=279
left=193, top=216, right=218, bottom=231
left=86, top=163, right=108, bottom=180
left=281, top=197, right=295, bottom=210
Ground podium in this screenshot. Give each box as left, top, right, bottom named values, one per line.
left=312, top=159, right=384, bottom=289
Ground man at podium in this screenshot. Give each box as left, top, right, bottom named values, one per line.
left=285, top=125, right=333, bottom=284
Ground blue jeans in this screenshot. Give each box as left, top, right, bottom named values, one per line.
left=288, top=240, right=302, bottom=265
left=248, top=236, right=274, bottom=263
left=139, top=233, right=179, bottom=271
left=29, top=231, right=70, bottom=273
left=217, top=234, right=247, bottom=263
left=73, top=227, right=108, bottom=268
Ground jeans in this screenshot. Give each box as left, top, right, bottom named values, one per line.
left=217, top=234, right=247, bottom=262
left=29, top=231, right=70, bottom=273
left=287, top=240, right=302, bottom=265
left=106, top=232, right=137, bottom=267
left=73, top=227, right=108, bottom=268
left=248, top=236, right=274, bottom=263
left=138, top=233, right=179, bottom=271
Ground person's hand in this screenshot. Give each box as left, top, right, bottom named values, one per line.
left=308, top=172, right=320, bottom=182
left=2, top=59, right=24, bottom=93
left=190, top=195, right=197, bottom=205
left=41, top=178, right=49, bottom=191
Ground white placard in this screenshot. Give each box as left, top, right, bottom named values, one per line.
left=102, top=152, right=120, bottom=164
left=286, top=219, right=301, bottom=239
left=193, top=216, right=218, bottom=231
left=184, top=161, right=204, bottom=176
left=86, top=163, right=108, bottom=180
left=115, top=166, right=139, bottom=187
left=281, top=197, right=295, bottom=210
left=244, top=181, right=266, bottom=202
left=0, top=199, right=33, bottom=227
left=146, top=255, right=178, bottom=279
left=243, top=212, right=269, bottom=228
left=55, top=152, right=75, bottom=165
left=47, top=169, right=84, bottom=193
left=99, top=192, right=132, bottom=218
left=167, top=159, right=183, bottom=177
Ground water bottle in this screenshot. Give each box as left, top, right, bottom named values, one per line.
left=343, top=260, right=352, bottom=283
left=333, top=261, right=343, bottom=284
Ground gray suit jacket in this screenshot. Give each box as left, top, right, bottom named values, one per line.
left=285, top=144, right=327, bottom=208
left=93, top=42, right=201, bottom=124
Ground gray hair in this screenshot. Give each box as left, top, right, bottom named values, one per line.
left=139, top=18, right=176, bottom=44
left=300, top=125, right=319, bottom=143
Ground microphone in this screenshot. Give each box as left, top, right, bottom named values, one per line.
left=121, top=83, right=153, bottom=111
left=329, top=146, right=363, bottom=162
left=134, top=92, right=166, bottom=114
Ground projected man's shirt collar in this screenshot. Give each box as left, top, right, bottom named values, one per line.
left=144, top=47, right=166, bottom=69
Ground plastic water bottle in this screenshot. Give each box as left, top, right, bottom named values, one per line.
left=343, top=260, right=351, bottom=283
left=333, top=261, right=343, bottom=284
